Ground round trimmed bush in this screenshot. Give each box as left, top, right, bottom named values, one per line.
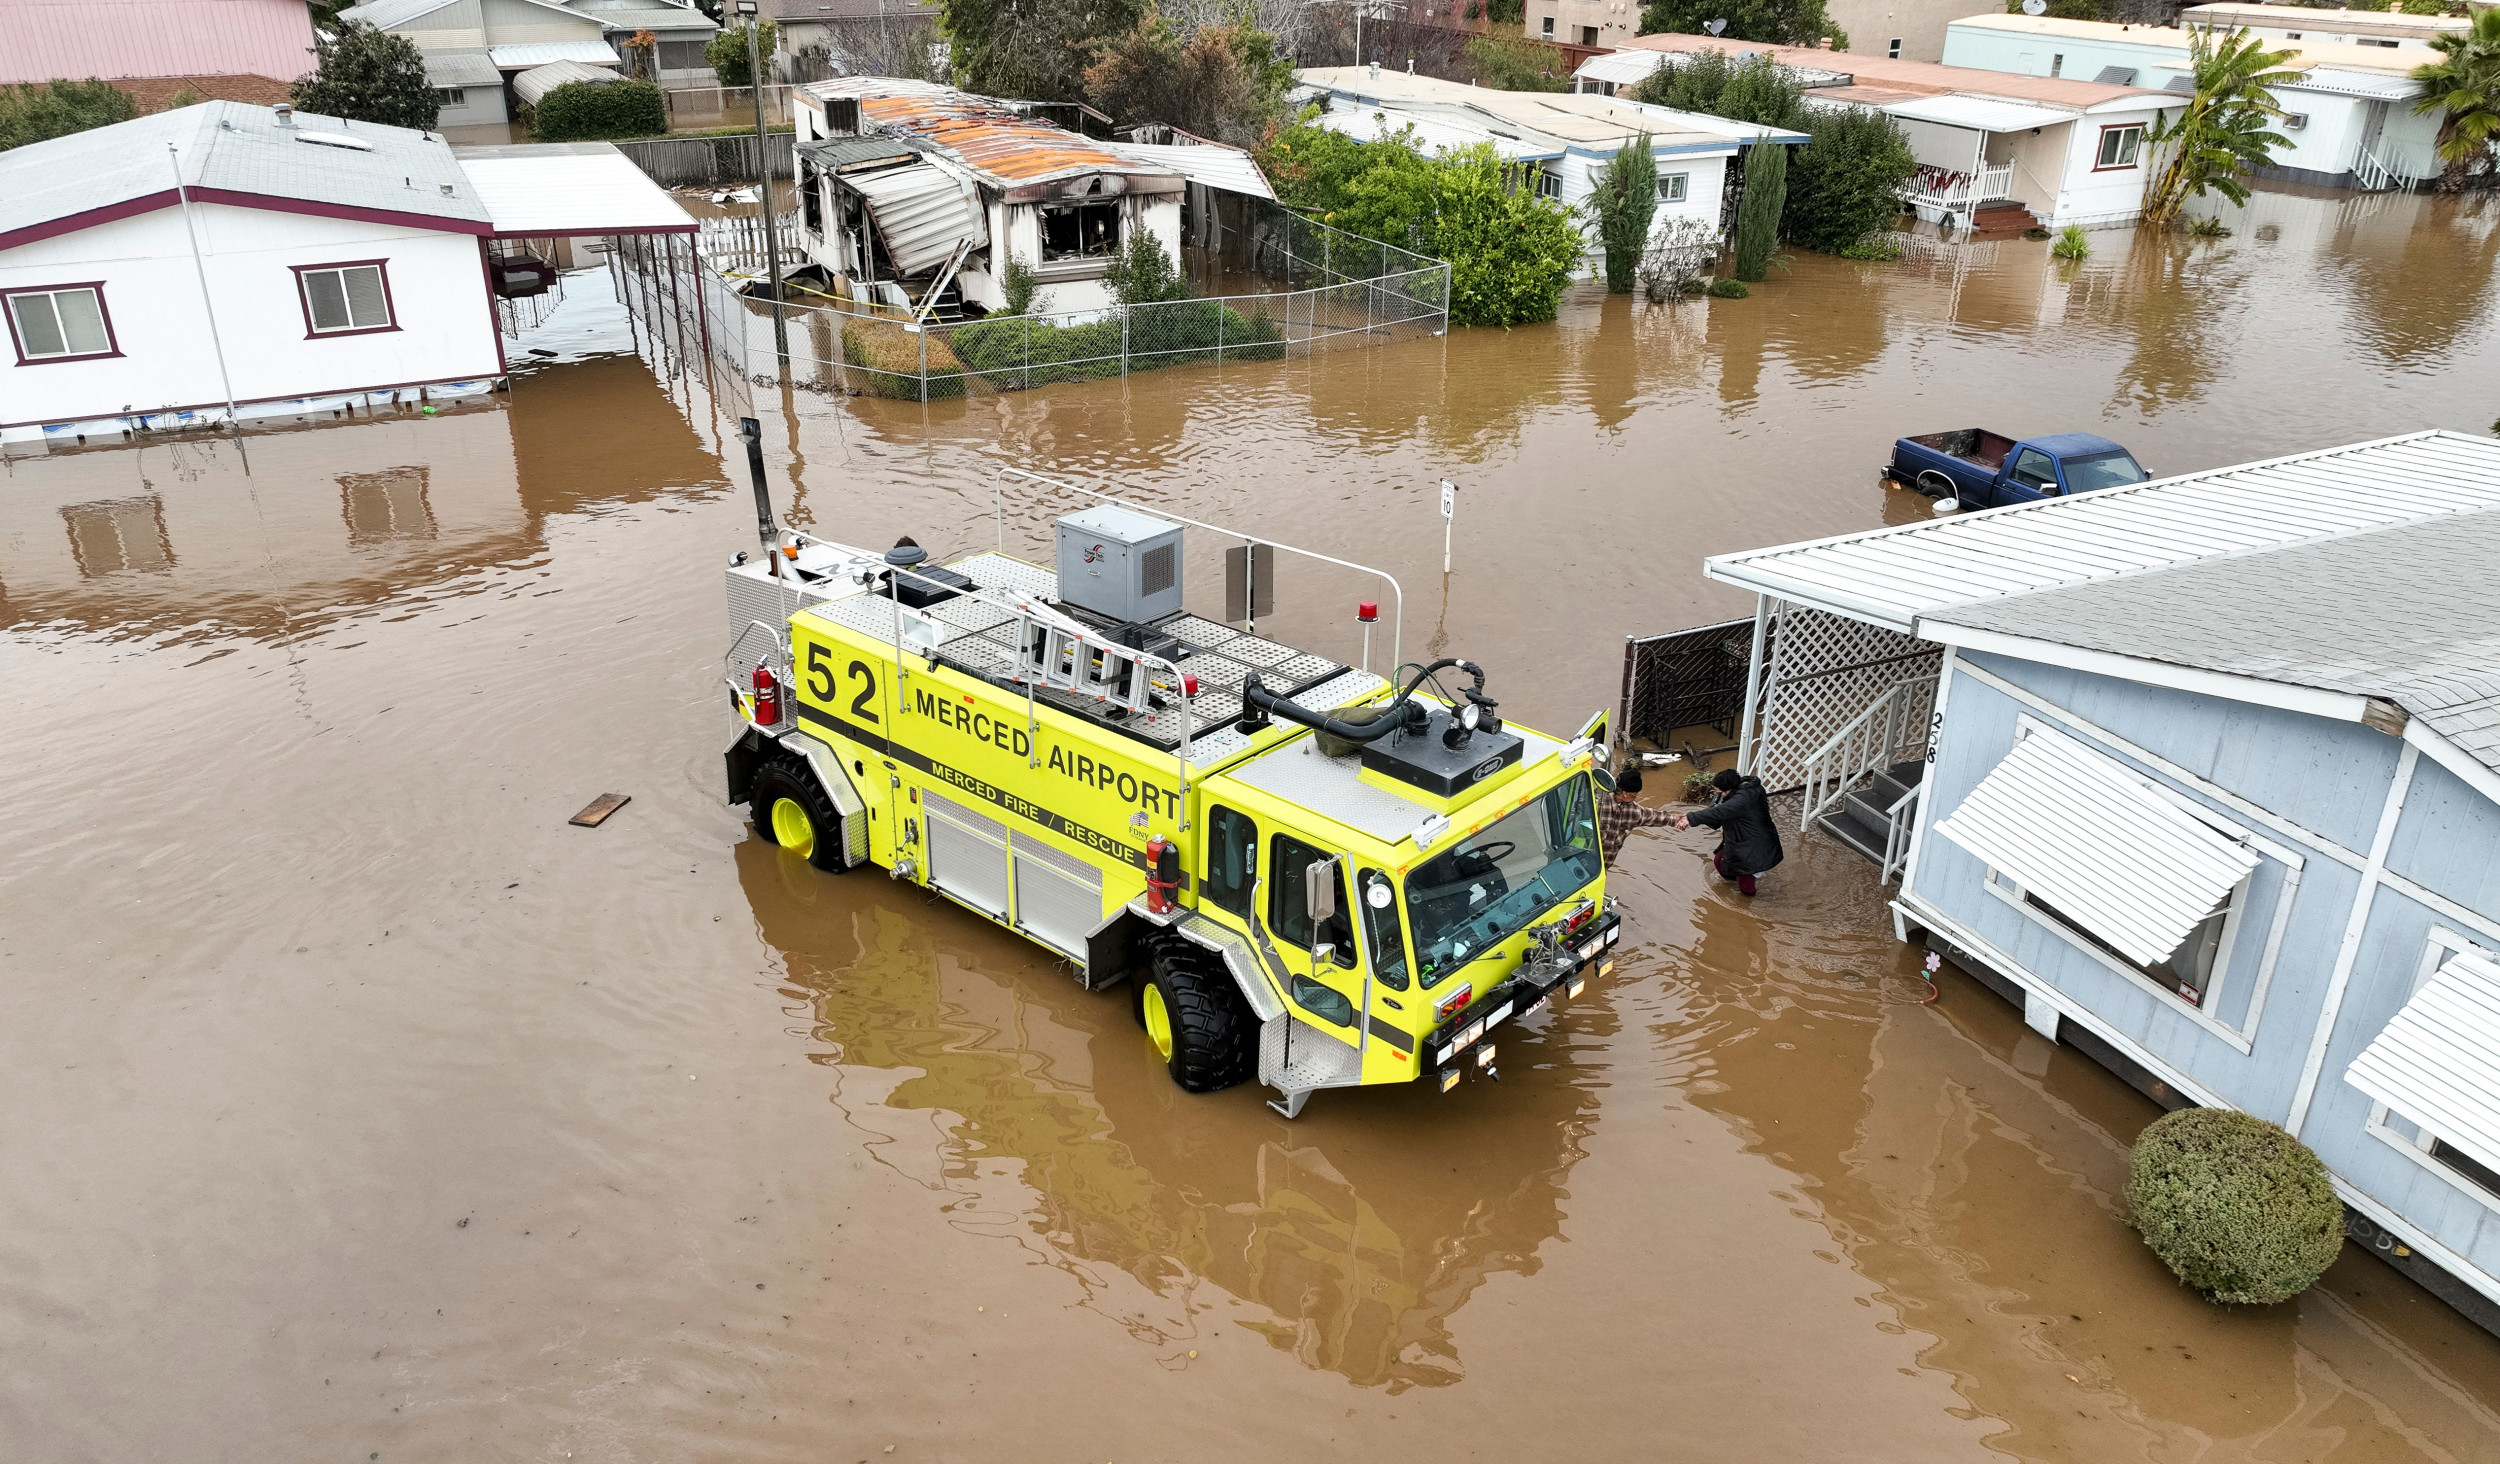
left=2125, top=1107, right=2344, bottom=1305
left=1706, top=278, right=1749, bottom=299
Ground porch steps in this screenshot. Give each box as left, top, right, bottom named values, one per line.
left=1971, top=202, right=2041, bottom=236
left=1814, top=759, right=1927, bottom=867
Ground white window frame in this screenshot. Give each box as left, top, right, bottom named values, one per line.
left=5, top=283, right=117, bottom=362
left=1976, top=714, right=2304, bottom=1055
left=1657, top=170, right=1689, bottom=203
left=2363, top=928, right=2500, bottom=1219
left=2096, top=123, right=2145, bottom=170
left=1534, top=167, right=1563, bottom=200
left=1887, top=37, right=1903, bottom=58
left=294, top=261, right=395, bottom=336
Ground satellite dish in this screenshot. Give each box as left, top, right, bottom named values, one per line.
left=2022, top=0, right=2047, bottom=14
left=1703, top=17, right=1729, bottom=35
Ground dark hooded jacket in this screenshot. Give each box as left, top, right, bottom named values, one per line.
left=1686, top=775, right=1784, bottom=876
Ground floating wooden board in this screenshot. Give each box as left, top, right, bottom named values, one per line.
left=569, top=793, right=631, bottom=828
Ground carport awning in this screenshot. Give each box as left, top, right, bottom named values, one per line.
left=1884, top=94, right=2076, bottom=134
left=844, top=162, right=985, bottom=275
left=425, top=49, right=503, bottom=89
left=1934, top=729, right=2258, bottom=967
left=2348, top=949, right=2500, bottom=1164
left=1576, top=49, right=1666, bottom=87
left=455, top=143, right=698, bottom=236
left=1112, top=141, right=1274, bottom=200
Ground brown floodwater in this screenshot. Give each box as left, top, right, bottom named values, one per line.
left=5, top=185, right=2499, bottom=1462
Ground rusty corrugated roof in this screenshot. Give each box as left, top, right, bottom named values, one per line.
left=805, top=77, right=1167, bottom=189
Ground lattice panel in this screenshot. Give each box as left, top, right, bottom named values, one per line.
left=1746, top=604, right=1942, bottom=793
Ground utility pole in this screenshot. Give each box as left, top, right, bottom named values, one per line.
left=739, top=0, right=789, bottom=366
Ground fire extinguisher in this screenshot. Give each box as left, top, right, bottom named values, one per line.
left=1145, top=835, right=1182, bottom=915
left=751, top=663, right=781, bottom=726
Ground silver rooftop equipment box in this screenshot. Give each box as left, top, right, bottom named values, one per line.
left=1055, top=505, right=1183, bottom=625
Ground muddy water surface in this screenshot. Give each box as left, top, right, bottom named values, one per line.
left=5, top=187, right=2500, bottom=1462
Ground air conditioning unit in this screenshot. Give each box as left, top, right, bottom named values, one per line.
left=1054, top=505, right=1184, bottom=625
left=2283, top=113, right=2309, bottom=130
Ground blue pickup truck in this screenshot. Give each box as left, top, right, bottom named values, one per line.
left=1882, top=429, right=2149, bottom=508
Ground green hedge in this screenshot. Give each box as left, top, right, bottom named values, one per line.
left=840, top=319, right=966, bottom=400
left=950, top=303, right=1284, bottom=390
left=532, top=80, right=665, bottom=142
left=2126, top=1107, right=2344, bottom=1305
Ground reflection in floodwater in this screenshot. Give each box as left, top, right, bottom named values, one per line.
left=738, top=842, right=1598, bottom=1391
left=2326, top=191, right=2500, bottom=368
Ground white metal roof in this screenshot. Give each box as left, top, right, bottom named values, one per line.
left=1311, top=104, right=1561, bottom=162
left=0, top=101, right=489, bottom=250
left=512, top=58, right=622, bottom=107
left=2286, top=67, right=2423, bottom=101
left=1110, top=141, right=1275, bottom=200
left=1703, top=431, right=2500, bottom=634
left=423, top=49, right=504, bottom=89
left=1881, top=94, right=2079, bottom=133
left=490, top=41, right=621, bottom=68
left=339, top=0, right=461, bottom=29
left=1576, top=49, right=1667, bottom=87
left=1934, top=727, right=2259, bottom=967
left=842, top=161, right=984, bottom=274
left=2347, top=947, right=2500, bottom=1166
left=454, top=143, right=697, bottom=236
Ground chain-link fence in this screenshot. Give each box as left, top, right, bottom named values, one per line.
left=707, top=221, right=1450, bottom=402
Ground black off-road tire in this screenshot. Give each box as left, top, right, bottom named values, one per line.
left=749, top=760, right=849, bottom=873
left=1138, top=938, right=1257, bottom=1093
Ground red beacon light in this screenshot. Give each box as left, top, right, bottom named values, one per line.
left=1181, top=672, right=1200, bottom=697
left=751, top=663, right=781, bottom=725
left=1356, top=601, right=1378, bottom=623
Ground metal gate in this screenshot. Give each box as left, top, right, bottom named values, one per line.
left=1617, top=616, right=1759, bottom=754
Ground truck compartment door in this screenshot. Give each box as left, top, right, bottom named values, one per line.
left=923, top=787, right=1011, bottom=918
left=1010, top=830, right=1105, bottom=962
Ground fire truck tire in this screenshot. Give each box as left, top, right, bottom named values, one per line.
left=750, top=760, right=847, bottom=872
left=1139, top=940, right=1255, bottom=1093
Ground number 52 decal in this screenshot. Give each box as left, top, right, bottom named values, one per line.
left=806, top=643, right=881, bottom=724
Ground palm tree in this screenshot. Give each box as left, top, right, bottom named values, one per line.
left=2413, top=8, right=2500, bottom=195
left=2140, top=27, right=2299, bottom=226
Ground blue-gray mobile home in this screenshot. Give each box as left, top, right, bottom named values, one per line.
left=1699, top=430, right=2500, bottom=1328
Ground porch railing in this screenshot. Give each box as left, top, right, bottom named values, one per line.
left=1798, top=674, right=1936, bottom=833
left=1900, top=162, right=2015, bottom=231
left=2354, top=144, right=2436, bottom=193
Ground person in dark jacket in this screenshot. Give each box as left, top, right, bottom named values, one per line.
left=1676, top=769, right=1784, bottom=896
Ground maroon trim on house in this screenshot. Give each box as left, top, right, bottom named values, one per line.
left=484, top=225, right=697, bottom=238
left=0, top=369, right=506, bottom=431
left=477, top=239, right=511, bottom=378
left=0, top=188, right=492, bottom=253
left=3, top=280, right=126, bottom=367
left=2093, top=122, right=2145, bottom=172
left=290, top=258, right=404, bottom=339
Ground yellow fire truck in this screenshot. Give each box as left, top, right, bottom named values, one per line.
left=719, top=449, right=1620, bottom=1117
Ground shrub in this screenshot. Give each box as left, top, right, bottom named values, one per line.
left=2126, top=1107, right=2344, bottom=1305
left=1260, top=120, right=1584, bottom=328
left=1466, top=33, right=1573, bottom=92
left=706, top=21, right=775, bottom=88
left=951, top=302, right=1284, bottom=390
left=1629, top=49, right=1807, bottom=129
left=1592, top=132, right=1659, bottom=293
left=2051, top=224, right=2091, bottom=260
left=1838, top=230, right=1905, bottom=260
left=532, top=80, right=665, bottom=141
left=1101, top=230, right=1190, bottom=306
left=291, top=21, right=438, bottom=130
left=0, top=78, right=139, bottom=152
left=1733, top=138, right=1785, bottom=282
left=1707, top=277, right=1749, bottom=298
left=1784, top=107, right=1917, bottom=253
left=1637, top=216, right=1718, bottom=301
left=2022, top=226, right=2053, bottom=241
left=839, top=318, right=967, bottom=400
left=2184, top=212, right=2232, bottom=238
left=998, top=258, right=1041, bottom=315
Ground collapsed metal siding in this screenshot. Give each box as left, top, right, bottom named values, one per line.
left=844, top=163, right=985, bottom=275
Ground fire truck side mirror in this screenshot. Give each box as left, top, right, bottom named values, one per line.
left=1305, top=857, right=1339, bottom=925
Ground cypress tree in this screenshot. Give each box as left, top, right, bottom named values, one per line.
left=1592, top=132, right=1659, bottom=295
left=1733, top=138, right=1786, bottom=283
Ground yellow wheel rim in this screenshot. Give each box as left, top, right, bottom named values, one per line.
left=1143, top=982, right=1174, bottom=1062
left=770, top=797, right=815, bottom=859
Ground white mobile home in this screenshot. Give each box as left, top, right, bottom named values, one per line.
left=1294, top=67, right=1805, bottom=275
left=0, top=103, right=503, bottom=450
left=1943, top=13, right=2446, bottom=191
left=1597, top=36, right=2174, bottom=231
left=336, top=0, right=720, bottom=130
left=1697, top=431, right=2500, bottom=1335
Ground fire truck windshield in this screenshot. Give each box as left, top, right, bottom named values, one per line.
left=1405, top=777, right=1600, bottom=988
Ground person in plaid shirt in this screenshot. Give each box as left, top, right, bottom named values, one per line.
left=1599, top=765, right=1682, bottom=864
